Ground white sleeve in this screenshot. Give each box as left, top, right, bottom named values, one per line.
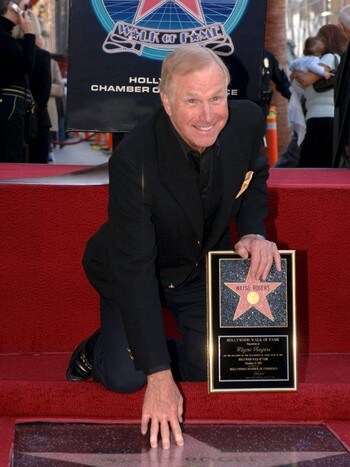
left=319, top=53, right=338, bottom=70
left=308, top=57, right=327, bottom=76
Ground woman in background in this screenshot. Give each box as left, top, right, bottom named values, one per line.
left=294, top=24, right=348, bottom=167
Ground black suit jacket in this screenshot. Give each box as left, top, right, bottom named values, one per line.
left=333, top=44, right=350, bottom=167
left=83, top=100, right=268, bottom=370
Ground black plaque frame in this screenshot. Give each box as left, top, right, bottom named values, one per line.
left=207, top=250, right=297, bottom=393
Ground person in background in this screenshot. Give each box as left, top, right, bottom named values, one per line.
left=285, top=36, right=334, bottom=152
left=333, top=4, right=350, bottom=168
left=47, top=57, right=65, bottom=162
left=13, top=9, right=51, bottom=163
left=66, top=44, right=281, bottom=450
left=259, top=49, right=291, bottom=119
left=55, top=78, right=67, bottom=146
left=259, top=49, right=298, bottom=169
left=0, top=0, right=35, bottom=162
left=294, top=24, right=348, bottom=168
left=290, top=36, right=334, bottom=91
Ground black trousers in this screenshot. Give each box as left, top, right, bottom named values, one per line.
left=0, top=93, right=27, bottom=162
left=28, top=125, right=50, bottom=163
left=92, top=269, right=207, bottom=393
left=298, top=117, right=334, bottom=168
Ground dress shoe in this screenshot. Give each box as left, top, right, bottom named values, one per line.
left=66, top=330, right=100, bottom=382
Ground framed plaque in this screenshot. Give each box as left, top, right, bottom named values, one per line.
left=207, top=251, right=297, bottom=392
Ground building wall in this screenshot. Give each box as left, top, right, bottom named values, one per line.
left=32, top=0, right=68, bottom=56
left=287, top=0, right=348, bottom=56
left=265, top=0, right=290, bottom=156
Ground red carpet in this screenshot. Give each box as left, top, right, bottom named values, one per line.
left=0, top=167, right=348, bottom=354
left=0, top=165, right=349, bottom=464
left=0, top=352, right=349, bottom=420
left=0, top=163, right=90, bottom=179
left=0, top=418, right=15, bottom=467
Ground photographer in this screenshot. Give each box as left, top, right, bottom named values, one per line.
left=0, top=0, right=35, bottom=162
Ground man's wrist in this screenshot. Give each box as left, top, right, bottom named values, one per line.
left=146, top=368, right=173, bottom=384
left=241, top=234, right=265, bottom=240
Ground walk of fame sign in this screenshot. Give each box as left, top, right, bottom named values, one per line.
left=207, top=251, right=297, bottom=392
left=68, top=0, right=266, bottom=131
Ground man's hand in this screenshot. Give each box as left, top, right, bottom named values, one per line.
left=235, top=234, right=281, bottom=280
left=141, top=369, right=184, bottom=449
left=18, top=10, right=34, bottom=35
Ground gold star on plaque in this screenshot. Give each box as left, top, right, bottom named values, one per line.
left=225, top=269, right=282, bottom=322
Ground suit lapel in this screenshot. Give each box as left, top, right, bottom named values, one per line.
left=156, top=110, right=204, bottom=239
left=155, top=104, right=251, bottom=250
left=204, top=107, right=248, bottom=252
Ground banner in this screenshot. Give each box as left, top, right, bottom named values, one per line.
left=67, top=0, right=266, bottom=132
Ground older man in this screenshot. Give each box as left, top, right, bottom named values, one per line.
left=67, top=45, right=281, bottom=449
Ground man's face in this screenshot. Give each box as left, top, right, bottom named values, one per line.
left=161, top=62, right=229, bottom=153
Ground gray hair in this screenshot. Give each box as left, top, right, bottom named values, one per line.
left=338, top=4, right=350, bottom=31
left=159, top=44, right=231, bottom=96
left=0, top=0, right=11, bottom=16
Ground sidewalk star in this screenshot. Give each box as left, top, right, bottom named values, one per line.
left=225, top=270, right=282, bottom=322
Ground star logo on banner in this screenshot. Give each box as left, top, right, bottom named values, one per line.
left=134, top=0, right=206, bottom=25
left=225, top=270, right=282, bottom=322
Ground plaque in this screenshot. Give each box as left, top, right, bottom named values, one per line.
left=207, top=251, right=297, bottom=392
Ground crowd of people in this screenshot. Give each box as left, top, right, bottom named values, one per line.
left=0, top=0, right=65, bottom=163
left=1, top=1, right=349, bottom=167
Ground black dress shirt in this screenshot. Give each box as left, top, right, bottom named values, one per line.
left=175, top=133, right=222, bottom=244
left=145, top=129, right=222, bottom=376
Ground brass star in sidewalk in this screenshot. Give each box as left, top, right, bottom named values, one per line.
left=225, top=270, right=282, bottom=322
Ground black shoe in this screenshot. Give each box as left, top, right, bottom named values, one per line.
left=66, top=330, right=100, bottom=382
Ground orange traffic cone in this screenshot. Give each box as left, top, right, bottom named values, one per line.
left=91, top=132, right=104, bottom=150
left=266, top=105, right=278, bottom=166
left=105, top=133, right=113, bottom=154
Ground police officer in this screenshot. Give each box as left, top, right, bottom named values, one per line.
left=260, top=49, right=291, bottom=118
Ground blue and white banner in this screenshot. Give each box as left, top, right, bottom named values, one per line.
left=67, top=0, right=266, bottom=132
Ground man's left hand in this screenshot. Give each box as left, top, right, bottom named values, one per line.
left=235, top=234, right=281, bottom=280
